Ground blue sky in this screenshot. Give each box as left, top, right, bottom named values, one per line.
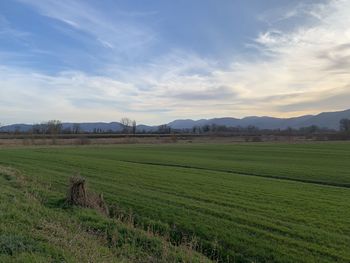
left=1, top=0, right=350, bottom=125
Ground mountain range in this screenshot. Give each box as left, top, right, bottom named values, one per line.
left=1, top=109, right=350, bottom=132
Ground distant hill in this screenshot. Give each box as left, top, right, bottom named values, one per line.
left=0, top=122, right=158, bottom=133
left=167, top=109, right=350, bottom=130
left=1, top=109, right=350, bottom=132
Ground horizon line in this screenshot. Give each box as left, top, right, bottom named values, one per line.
left=1, top=108, right=349, bottom=127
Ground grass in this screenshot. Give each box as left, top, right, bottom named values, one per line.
left=0, top=165, right=210, bottom=262
left=0, top=142, right=350, bottom=262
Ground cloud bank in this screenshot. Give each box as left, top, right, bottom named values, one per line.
left=1, top=0, right=350, bottom=124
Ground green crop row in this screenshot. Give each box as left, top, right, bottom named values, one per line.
left=0, top=142, right=349, bottom=262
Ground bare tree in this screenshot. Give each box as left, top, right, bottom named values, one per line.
left=120, top=118, right=133, bottom=134
left=72, top=123, right=81, bottom=134
left=158, top=124, right=171, bottom=134
left=47, top=120, right=62, bottom=135
left=32, top=124, right=41, bottom=134
left=39, top=123, right=49, bottom=134
left=132, top=120, right=137, bottom=135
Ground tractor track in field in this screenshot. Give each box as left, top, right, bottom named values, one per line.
left=121, top=160, right=350, bottom=189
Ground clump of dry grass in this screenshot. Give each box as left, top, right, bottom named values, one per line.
left=67, top=174, right=109, bottom=216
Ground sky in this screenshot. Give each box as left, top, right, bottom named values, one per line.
left=1, top=0, right=350, bottom=125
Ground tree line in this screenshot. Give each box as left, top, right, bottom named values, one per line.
left=1, top=118, right=350, bottom=135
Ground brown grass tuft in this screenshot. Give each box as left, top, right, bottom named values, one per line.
left=67, top=174, right=109, bottom=215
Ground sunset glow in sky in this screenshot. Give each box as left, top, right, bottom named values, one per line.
left=1, top=0, right=350, bottom=125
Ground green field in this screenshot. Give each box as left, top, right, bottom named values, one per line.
left=1, top=142, right=350, bottom=262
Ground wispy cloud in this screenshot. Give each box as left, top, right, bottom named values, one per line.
left=18, top=0, right=156, bottom=53
left=0, top=66, right=142, bottom=123
left=224, top=0, right=350, bottom=115
left=113, top=0, right=350, bottom=118
left=1, top=1, right=350, bottom=124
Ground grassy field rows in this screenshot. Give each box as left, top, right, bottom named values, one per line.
left=0, top=166, right=211, bottom=262
left=1, top=142, right=350, bottom=262
left=23, top=142, right=350, bottom=186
